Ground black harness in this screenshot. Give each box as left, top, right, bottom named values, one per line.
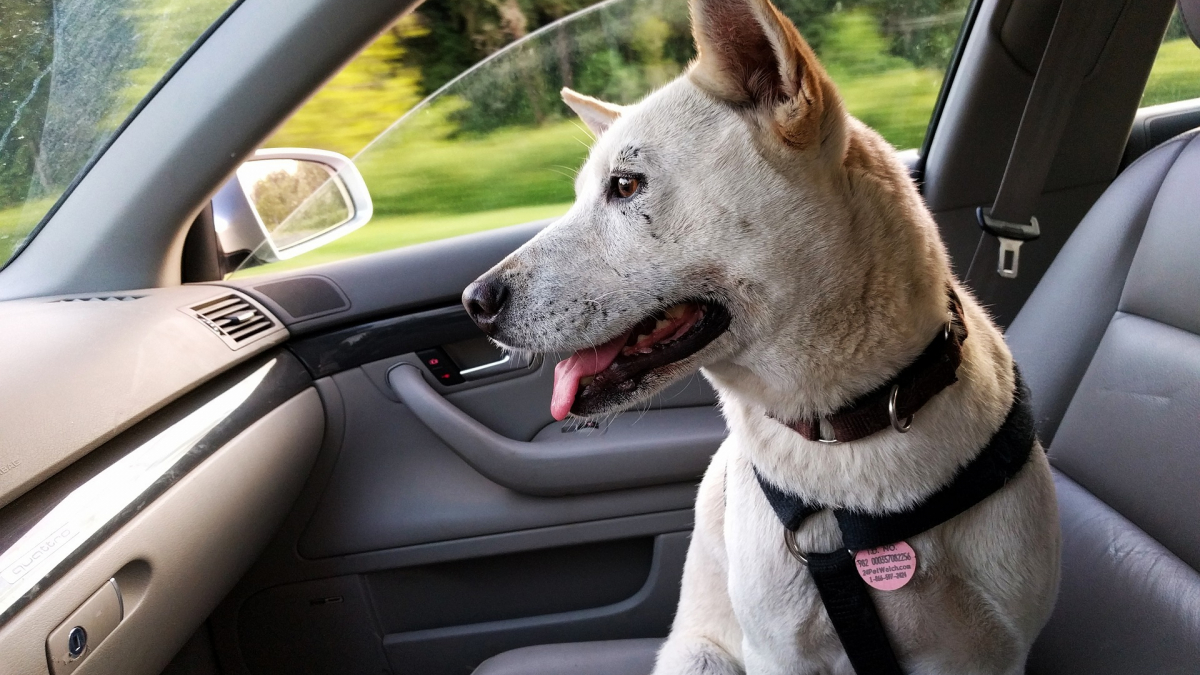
left=756, top=371, right=1037, bottom=675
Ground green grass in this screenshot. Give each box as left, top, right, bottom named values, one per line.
left=232, top=201, right=572, bottom=276
left=0, top=197, right=57, bottom=265
left=837, top=66, right=944, bottom=151
left=0, top=209, right=24, bottom=263
left=1142, top=37, right=1200, bottom=107
left=357, top=114, right=591, bottom=218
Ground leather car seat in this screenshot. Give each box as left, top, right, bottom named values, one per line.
left=474, top=1, right=1200, bottom=671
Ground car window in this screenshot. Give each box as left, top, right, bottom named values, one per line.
left=236, top=0, right=974, bottom=276
left=1142, top=7, right=1200, bottom=107
left=0, top=0, right=235, bottom=269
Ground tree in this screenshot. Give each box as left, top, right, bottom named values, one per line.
left=0, top=0, right=57, bottom=210
left=264, top=18, right=427, bottom=157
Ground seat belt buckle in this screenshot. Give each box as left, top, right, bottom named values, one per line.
left=996, top=238, right=1025, bottom=279
left=976, top=208, right=1040, bottom=279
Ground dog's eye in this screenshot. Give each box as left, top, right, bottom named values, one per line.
left=611, top=175, right=641, bottom=200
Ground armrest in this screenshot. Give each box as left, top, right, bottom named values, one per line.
left=387, top=364, right=724, bottom=496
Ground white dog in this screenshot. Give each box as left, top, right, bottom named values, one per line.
left=462, top=0, right=1061, bottom=672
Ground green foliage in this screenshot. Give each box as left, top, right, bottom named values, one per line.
left=0, top=0, right=234, bottom=265
left=823, top=10, right=944, bottom=150
left=345, top=1, right=957, bottom=223
left=402, top=0, right=599, bottom=96
left=107, top=0, right=234, bottom=130
left=1141, top=37, right=1200, bottom=107
left=263, top=18, right=428, bottom=157
left=1163, top=8, right=1192, bottom=42
left=0, top=0, right=54, bottom=210
left=356, top=101, right=589, bottom=216
left=241, top=0, right=977, bottom=275
left=243, top=161, right=351, bottom=249
left=0, top=197, right=54, bottom=263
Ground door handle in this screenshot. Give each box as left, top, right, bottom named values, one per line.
left=458, top=352, right=535, bottom=380
left=388, top=364, right=725, bottom=496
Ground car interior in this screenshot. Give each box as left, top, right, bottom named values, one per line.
left=0, top=0, right=1198, bottom=673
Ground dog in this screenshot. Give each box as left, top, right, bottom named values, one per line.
left=461, top=0, right=1061, bottom=672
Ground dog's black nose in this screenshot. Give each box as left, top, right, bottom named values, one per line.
left=463, top=277, right=510, bottom=334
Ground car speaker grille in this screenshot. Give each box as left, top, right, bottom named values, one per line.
left=188, top=294, right=278, bottom=348
left=54, top=295, right=143, bottom=302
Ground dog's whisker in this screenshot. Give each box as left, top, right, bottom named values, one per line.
left=569, top=120, right=596, bottom=142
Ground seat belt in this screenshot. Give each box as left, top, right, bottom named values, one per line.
left=978, top=0, right=1113, bottom=278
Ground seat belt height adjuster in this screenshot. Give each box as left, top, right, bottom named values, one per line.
left=977, top=208, right=1040, bottom=279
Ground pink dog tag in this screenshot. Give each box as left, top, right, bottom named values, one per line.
left=854, top=542, right=918, bottom=591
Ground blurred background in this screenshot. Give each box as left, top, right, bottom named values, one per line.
left=3, top=0, right=1199, bottom=273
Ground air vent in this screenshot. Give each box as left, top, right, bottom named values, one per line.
left=186, top=294, right=278, bottom=349
left=53, top=295, right=143, bottom=303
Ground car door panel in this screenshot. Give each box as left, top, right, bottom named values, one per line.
left=295, top=365, right=700, bottom=559
left=204, top=223, right=717, bottom=674
left=225, top=222, right=549, bottom=336
left=234, top=533, right=686, bottom=675
left=377, top=532, right=687, bottom=675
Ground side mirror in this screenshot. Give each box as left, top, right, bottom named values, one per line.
left=212, top=148, right=372, bottom=273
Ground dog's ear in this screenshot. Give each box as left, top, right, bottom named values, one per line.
left=561, top=87, right=625, bottom=137
left=689, top=0, right=845, bottom=153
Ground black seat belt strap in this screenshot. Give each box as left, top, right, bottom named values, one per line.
left=807, top=550, right=905, bottom=675
left=978, top=0, right=1113, bottom=278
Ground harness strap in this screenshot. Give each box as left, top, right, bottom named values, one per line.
left=835, top=373, right=1035, bottom=550
left=755, top=369, right=1037, bottom=675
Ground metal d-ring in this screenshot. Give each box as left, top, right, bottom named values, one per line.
left=817, top=418, right=840, bottom=444
left=888, top=384, right=913, bottom=433
left=783, top=529, right=809, bottom=565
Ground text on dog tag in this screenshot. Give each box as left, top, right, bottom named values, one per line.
left=854, top=541, right=917, bottom=591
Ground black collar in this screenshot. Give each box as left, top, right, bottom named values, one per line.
left=771, top=290, right=968, bottom=443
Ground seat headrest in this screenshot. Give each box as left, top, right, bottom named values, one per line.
left=1182, top=0, right=1200, bottom=48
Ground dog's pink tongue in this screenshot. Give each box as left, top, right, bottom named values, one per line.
left=551, top=334, right=627, bottom=421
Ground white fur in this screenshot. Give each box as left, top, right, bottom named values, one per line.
left=469, top=0, right=1061, bottom=671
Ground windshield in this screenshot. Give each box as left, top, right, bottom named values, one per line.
left=0, top=0, right=236, bottom=268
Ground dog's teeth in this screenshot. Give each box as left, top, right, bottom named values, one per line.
left=580, top=376, right=594, bottom=387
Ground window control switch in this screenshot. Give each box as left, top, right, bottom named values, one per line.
left=416, top=348, right=465, bottom=385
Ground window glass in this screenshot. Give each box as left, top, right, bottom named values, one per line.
left=1142, top=8, right=1200, bottom=107
left=239, top=0, right=973, bottom=276
left=0, top=0, right=234, bottom=268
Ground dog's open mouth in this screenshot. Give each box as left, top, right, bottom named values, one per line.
left=550, top=301, right=730, bottom=420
